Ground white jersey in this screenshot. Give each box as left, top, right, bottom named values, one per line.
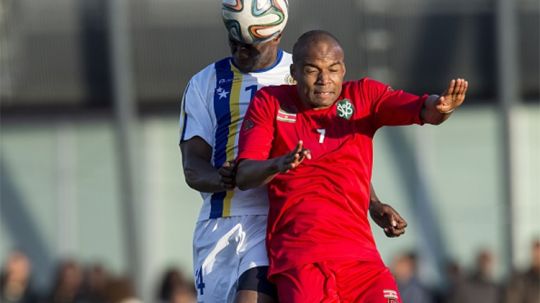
left=180, top=50, right=293, bottom=221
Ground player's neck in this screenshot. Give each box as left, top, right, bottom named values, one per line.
left=252, top=51, right=279, bottom=71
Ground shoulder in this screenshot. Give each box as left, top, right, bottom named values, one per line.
left=344, top=77, right=387, bottom=88
left=188, top=57, right=231, bottom=90
left=250, top=50, right=292, bottom=82
left=250, top=85, right=296, bottom=114
left=358, top=77, right=391, bottom=91
left=276, top=51, right=293, bottom=78
left=342, top=78, right=391, bottom=99
left=258, top=84, right=295, bottom=99
left=268, top=49, right=292, bottom=69
left=281, top=51, right=293, bottom=65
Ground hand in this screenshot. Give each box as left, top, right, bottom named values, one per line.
left=436, top=78, right=468, bottom=114
left=369, top=201, right=407, bottom=238
left=218, top=161, right=237, bottom=190
left=275, top=140, right=311, bottom=173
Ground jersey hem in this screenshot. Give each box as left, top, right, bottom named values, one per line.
left=268, top=253, right=384, bottom=280
left=196, top=209, right=270, bottom=222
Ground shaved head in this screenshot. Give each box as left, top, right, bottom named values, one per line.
left=290, top=30, right=347, bottom=109
left=292, top=30, right=343, bottom=63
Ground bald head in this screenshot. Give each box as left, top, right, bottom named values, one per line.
left=292, top=30, right=343, bottom=63
left=290, top=30, right=347, bottom=109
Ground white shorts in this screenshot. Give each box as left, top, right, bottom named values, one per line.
left=192, top=215, right=269, bottom=303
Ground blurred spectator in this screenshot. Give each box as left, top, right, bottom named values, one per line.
left=102, top=277, right=142, bottom=303
left=80, top=264, right=110, bottom=303
left=167, top=284, right=196, bottom=303
left=0, top=250, right=39, bottom=303
left=392, top=252, right=434, bottom=303
left=503, top=239, right=540, bottom=303
left=448, top=249, right=501, bottom=303
left=156, top=268, right=183, bottom=303
left=156, top=268, right=196, bottom=303
left=47, top=259, right=84, bottom=303
left=438, top=260, right=466, bottom=303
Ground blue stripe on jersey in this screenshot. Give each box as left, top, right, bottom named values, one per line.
left=209, top=58, right=234, bottom=219
left=209, top=191, right=227, bottom=219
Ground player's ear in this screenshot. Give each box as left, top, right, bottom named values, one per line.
left=273, top=33, right=282, bottom=44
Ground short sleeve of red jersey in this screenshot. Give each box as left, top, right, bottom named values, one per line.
left=238, top=87, right=276, bottom=161
left=361, top=78, right=427, bottom=130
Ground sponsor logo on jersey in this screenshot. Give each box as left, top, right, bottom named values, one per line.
left=337, top=99, right=354, bottom=120
left=277, top=108, right=297, bottom=123
left=383, top=289, right=398, bottom=302
left=218, top=78, right=233, bottom=85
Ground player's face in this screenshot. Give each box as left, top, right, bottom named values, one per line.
left=292, top=41, right=346, bottom=109
left=228, top=35, right=281, bottom=73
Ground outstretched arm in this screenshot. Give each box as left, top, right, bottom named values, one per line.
left=421, top=78, right=468, bottom=125
left=237, top=140, right=311, bottom=190
left=369, top=183, right=408, bottom=238
left=180, top=137, right=236, bottom=192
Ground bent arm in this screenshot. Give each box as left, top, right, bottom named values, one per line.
left=237, top=141, right=311, bottom=190
left=180, top=136, right=225, bottom=193
left=369, top=183, right=380, bottom=204
left=369, top=183, right=408, bottom=237
left=236, top=158, right=281, bottom=190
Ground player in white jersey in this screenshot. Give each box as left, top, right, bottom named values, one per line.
left=179, top=1, right=408, bottom=302
left=180, top=49, right=290, bottom=302
left=181, top=48, right=292, bottom=223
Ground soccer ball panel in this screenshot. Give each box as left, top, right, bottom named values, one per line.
left=222, top=0, right=289, bottom=44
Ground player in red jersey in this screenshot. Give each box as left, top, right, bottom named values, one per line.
left=236, top=30, right=468, bottom=303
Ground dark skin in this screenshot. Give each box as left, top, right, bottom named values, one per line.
left=180, top=142, right=275, bottom=303
left=181, top=35, right=283, bottom=303
left=182, top=139, right=407, bottom=238
left=180, top=35, right=282, bottom=194
left=290, top=32, right=468, bottom=117
left=291, top=35, right=347, bottom=110
left=181, top=32, right=411, bottom=303
left=228, top=34, right=282, bottom=73
left=236, top=31, right=468, bottom=234
left=370, top=184, right=407, bottom=237
left=180, top=136, right=236, bottom=193
left=181, top=36, right=287, bottom=194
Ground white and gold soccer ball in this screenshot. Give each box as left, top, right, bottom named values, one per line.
left=222, top=0, right=289, bottom=44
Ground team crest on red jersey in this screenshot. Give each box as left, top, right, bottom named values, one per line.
left=336, top=99, right=354, bottom=120
left=383, top=289, right=398, bottom=303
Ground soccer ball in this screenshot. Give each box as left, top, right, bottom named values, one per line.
left=222, top=0, right=289, bottom=44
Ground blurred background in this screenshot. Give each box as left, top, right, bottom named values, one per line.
left=0, top=0, right=538, bottom=302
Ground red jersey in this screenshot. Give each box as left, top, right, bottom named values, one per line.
left=238, top=78, right=426, bottom=277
